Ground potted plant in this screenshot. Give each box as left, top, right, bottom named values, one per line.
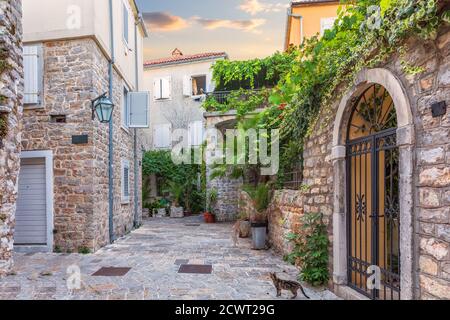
left=237, top=211, right=252, bottom=238
left=168, top=182, right=184, bottom=218
left=204, top=188, right=218, bottom=223
left=245, top=184, right=271, bottom=250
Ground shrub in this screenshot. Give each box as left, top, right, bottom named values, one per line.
left=285, top=212, right=330, bottom=286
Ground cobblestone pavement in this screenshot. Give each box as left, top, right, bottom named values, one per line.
left=0, top=217, right=339, bottom=300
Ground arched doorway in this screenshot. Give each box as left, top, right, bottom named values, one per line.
left=346, top=84, right=400, bottom=300
left=332, top=68, right=415, bottom=300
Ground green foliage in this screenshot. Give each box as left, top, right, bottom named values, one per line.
left=203, top=88, right=270, bottom=117
left=0, top=113, right=8, bottom=139
left=243, top=183, right=271, bottom=213
left=443, top=10, right=450, bottom=23
left=275, top=0, right=441, bottom=140
left=166, top=181, right=183, bottom=207
left=204, top=1, right=445, bottom=195
left=285, top=213, right=330, bottom=286
left=142, top=150, right=204, bottom=214
left=207, top=188, right=218, bottom=213
left=78, top=247, right=91, bottom=255
left=212, top=51, right=298, bottom=90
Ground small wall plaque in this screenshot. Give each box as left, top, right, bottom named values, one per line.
left=72, top=135, right=88, bottom=145
left=431, top=101, right=447, bottom=118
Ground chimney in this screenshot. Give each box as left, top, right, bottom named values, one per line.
left=171, top=48, right=183, bottom=57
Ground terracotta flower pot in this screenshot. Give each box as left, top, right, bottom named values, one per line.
left=204, top=212, right=216, bottom=223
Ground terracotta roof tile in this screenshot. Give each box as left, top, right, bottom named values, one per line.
left=292, top=0, right=338, bottom=5
left=144, top=52, right=228, bottom=67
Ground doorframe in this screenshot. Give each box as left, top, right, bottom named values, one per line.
left=331, top=68, right=415, bottom=300
left=15, top=150, right=54, bottom=253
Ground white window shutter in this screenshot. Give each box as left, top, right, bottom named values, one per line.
left=154, top=124, right=172, bottom=149
left=129, top=92, right=150, bottom=128
left=153, top=79, right=161, bottom=100
left=161, top=77, right=171, bottom=99
left=189, top=121, right=203, bottom=146
left=183, top=75, right=192, bottom=96
left=23, top=45, right=41, bottom=104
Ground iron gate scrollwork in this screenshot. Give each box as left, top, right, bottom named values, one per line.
left=346, top=84, right=400, bottom=300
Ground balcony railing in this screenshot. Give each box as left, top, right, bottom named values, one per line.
left=282, top=170, right=303, bottom=190
left=205, top=88, right=268, bottom=104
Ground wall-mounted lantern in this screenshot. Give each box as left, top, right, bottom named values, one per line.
left=92, top=93, right=114, bottom=123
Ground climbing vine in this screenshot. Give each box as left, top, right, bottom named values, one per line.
left=285, top=213, right=330, bottom=286
left=205, top=0, right=447, bottom=185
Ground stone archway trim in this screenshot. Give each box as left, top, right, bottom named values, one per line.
left=332, top=68, right=414, bottom=147
left=331, top=68, right=415, bottom=300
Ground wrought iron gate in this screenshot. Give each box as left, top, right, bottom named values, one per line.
left=346, top=84, right=400, bottom=300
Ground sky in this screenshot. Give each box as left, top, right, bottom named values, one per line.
left=135, top=0, right=290, bottom=62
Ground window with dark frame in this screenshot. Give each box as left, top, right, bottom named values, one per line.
left=191, top=75, right=206, bottom=96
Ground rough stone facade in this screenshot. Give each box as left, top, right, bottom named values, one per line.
left=21, top=38, right=142, bottom=252
left=0, top=0, right=22, bottom=276
left=204, top=111, right=243, bottom=221
left=268, top=26, right=450, bottom=299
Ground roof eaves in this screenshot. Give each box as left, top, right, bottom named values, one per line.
left=144, top=53, right=228, bottom=69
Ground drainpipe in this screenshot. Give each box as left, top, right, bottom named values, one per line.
left=133, top=15, right=140, bottom=228
left=108, top=0, right=115, bottom=243
left=286, top=8, right=304, bottom=47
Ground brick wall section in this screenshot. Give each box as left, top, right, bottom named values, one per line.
left=0, top=0, right=22, bottom=276
left=268, top=27, right=450, bottom=299
left=22, top=38, right=142, bottom=252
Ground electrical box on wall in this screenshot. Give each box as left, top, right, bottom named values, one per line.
left=431, top=101, right=447, bottom=118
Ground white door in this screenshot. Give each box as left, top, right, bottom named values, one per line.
left=15, top=158, right=47, bottom=245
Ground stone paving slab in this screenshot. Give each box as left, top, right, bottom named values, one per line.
left=0, top=217, right=339, bottom=300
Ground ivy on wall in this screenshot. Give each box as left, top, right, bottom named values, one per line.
left=205, top=0, right=448, bottom=187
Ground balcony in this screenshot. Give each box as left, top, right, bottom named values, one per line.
left=203, top=88, right=271, bottom=114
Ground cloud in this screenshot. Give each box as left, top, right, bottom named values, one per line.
left=238, top=0, right=288, bottom=16
left=142, top=12, right=188, bottom=32
left=193, top=17, right=266, bottom=33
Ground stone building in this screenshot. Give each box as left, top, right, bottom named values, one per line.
left=0, top=0, right=23, bottom=276
left=142, top=49, right=227, bottom=151
left=268, top=25, right=450, bottom=300
left=15, top=0, right=149, bottom=253
left=141, top=49, right=227, bottom=201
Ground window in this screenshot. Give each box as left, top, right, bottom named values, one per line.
left=192, top=75, right=207, bottom=96
left=23, top=44, right=43, bottom=105
left=153, top=124, right=172, bottom=149
left=153, top=77, right=171, bottom=100
left=50, top=115, right=66, bottom=123
left=121, top=159, right=130, bottom=203
left=320, top=17, right=337, bottom=36
left=188, top=121, right=204, bottom=146
left=128, top=92, right=150, bottom=128
left=123, top=2, right=129, bottom=45
left=122, top=87, right=129, bottom=129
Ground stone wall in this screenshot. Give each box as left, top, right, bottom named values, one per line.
left=204, top=111, right=243, bottom=221
left=0, top=0, right=22, bottom=276
left=268, top=26, right=450, bottom=299
left=410, top=27, right=450, bottom=300
left=22, top=37, right=141, bottom=252
left=268, top=190, right=305, bottom=256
